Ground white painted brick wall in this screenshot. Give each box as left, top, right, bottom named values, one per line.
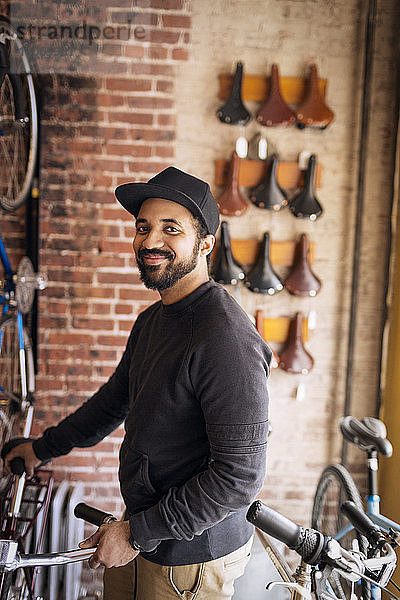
left=175, top=0, right=399, bottom=526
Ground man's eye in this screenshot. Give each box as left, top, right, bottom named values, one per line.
left=165, top=226, right=179, bottom=233
left=136, top=226, right=149, bottom=233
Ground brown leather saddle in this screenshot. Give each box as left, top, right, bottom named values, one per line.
left=279, top=312, right=314, bottom=374
left=256, top=64, right=296, bottom=127
left=340, top=416, right=393, bottom=457
left=216, top=62, right=251, bottom=126
left=249, top=154, right=288, bottom=211
left=245, top=232, right=283, bottom=294
left=296, top=64, right=334, bottom=129
left=211, top=221, right=245, bottom=285
left=285, top=234, right=321, bottom=297
left=218, top=152, right=248, bottom=216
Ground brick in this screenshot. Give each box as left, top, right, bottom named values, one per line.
left=115, top=303, right=133, bottom=314
left=162, top=15, right=191, bottom=28
left=147, top=45, right=168, bottom=60
left=148, top=30, right=180, bottom=44
left=129, top=160, right=170, bottom=173
left=149, top=0, right=183, bottom=8
left=154, top=144, right=175, bottom=158
left=171, top=47, right=189, bottom=60
left=100, top=240, right=133, bottom=253
left=107, top=112, right=154, bottom=126
left=97, top=335, right=129, bottom=347
left=72, top=317, right=114, bottom=330
left=130, top=128, right=175, bottom=141
left=105, top=78, right=152, bottom=92
left=157, top=80, right=174, bottom=93
left=97, top=93, right=125, bottom=107
left=126, top=96, right=174, bottom=109
left=125, top=44, right=146, bottom=59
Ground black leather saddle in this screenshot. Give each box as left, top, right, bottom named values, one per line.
left=340, top=416, right=393, bottom=457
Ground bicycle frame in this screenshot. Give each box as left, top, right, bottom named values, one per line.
left=333, top=449, right=400, bottom=600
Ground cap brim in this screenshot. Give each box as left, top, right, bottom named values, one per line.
left=115, top=182, right=211, bottom=232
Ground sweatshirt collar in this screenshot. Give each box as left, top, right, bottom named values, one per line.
left=161, top=279, right=215, bottom=317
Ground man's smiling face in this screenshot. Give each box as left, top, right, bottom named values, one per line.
left=133, top=197, right=203, bottom=292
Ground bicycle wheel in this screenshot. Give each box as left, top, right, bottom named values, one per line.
left=312, top=464, right=371, bottom=600
left=0, top=17, right=38, bottom=212
left=0, top=313, right=35, bottom=476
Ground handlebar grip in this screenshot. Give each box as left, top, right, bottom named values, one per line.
left=247, top=500, right=302, bottom=547
left=341, top=501, right=385, bottom=546
left=247, top=500, right=325, bottom=564
left=74, top=503, right=117, bottom=527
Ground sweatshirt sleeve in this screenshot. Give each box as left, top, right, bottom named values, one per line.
left=33, top=324, right=139, bottom=461
left=129, top=320, right=271, bottom=552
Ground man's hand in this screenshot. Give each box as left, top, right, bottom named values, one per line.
left=79, top=520, right=139, bottom=569
left=3, top=442, right=41, bottom=477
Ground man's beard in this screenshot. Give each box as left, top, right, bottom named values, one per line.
left=136, top=239, right=201, bottom=291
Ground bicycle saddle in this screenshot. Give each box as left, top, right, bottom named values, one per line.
left=218, top=152, right=248, bottom=216
left=256, top=64, right=296, bottom=127
left=249, top=154, right=288, bottom=211
left=340, top=416, right=393, bottom=457
left=288, top=155, right=323, bottom=221
left=284, top=234, right=321, bottom=297
left=295, top=64, right=335, bottom=130
left=216, top=62, right=251, bottom=126
left=245, top=232, right=283, bottom=294
left=279, top=312, right=314, bottom=375
left=211, top=221, right=245, bottom=285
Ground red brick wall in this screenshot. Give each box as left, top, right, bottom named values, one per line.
left=2, top=1, right=191, bottom=591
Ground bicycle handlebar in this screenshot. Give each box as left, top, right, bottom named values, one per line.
left=247, top=500, right=325, bottom=564
left=0, top=503, right=117, bottom=572
left=341, top=501, right=386, bottom=547
left=74, top=503, right=117, bottom=527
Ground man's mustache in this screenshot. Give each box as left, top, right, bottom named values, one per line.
left=138, top=248, right=175, bottom=261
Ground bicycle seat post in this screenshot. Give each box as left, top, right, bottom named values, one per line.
left=366, top=448, right=380, bottom=512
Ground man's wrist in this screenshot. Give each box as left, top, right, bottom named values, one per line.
left=128, top=534, right=142, bottom=552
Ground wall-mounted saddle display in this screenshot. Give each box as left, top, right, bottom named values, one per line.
left=245, top=232, right=283, bottom=294
left=295, top=64, right=335, bottom=129
left=218, top=151, right=248, bottom=216
left=284, top=234, right=321, bottom=297
left=279, top=312, right=314, bottom=375
left=249, top=153, right=288, bottom=211
left=211, top=221, right=245, bottom=286
left=216, top=62, right=251, bottom=126
left=255, top=64, right=296, bottom=127
left=288, top=154, right=323, bottom=220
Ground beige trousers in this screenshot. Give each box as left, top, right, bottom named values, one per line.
left=103, top=537, right=252, bottom=600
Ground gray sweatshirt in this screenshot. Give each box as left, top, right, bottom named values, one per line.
left=33, top=280, right=271, bottom=566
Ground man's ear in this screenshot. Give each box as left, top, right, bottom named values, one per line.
left=200, top=235, right=215, bottom=257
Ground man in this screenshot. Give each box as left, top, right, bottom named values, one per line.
left=4, top=167, right=271, bottom=599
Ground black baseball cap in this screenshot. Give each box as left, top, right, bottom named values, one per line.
left=115, top=166, right=220, bottom=236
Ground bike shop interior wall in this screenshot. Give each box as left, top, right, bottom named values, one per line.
left=1, top=0, right=399, bottom=592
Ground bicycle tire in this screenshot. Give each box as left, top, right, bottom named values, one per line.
left=312, top=464, right=371, bottom=600
left=0, top=17, right=38, bottom=212
left=0, top=314, right=35, bottom=475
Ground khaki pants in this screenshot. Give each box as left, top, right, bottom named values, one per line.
left=103, top=537, right=252, bottom=600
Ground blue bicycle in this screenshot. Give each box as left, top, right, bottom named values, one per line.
left=312, top=416, right=400, bottom=600
left=0, top=233, right=45, bottom=466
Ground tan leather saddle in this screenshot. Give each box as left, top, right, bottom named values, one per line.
left=218, top=152, right=248, bottom=216
left=256, top=64, right=296, bottom=127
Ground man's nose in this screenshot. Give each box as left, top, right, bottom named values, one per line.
left=141, top=228, right=164, bottom=249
